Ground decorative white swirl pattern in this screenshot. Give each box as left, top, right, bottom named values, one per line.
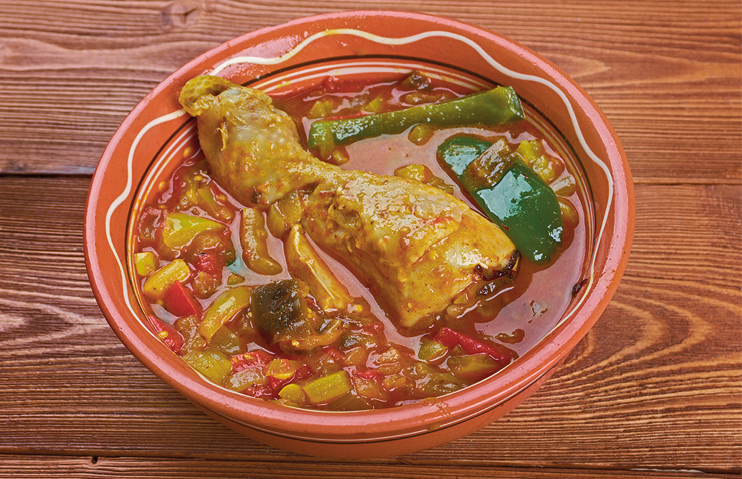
left=108, top=26, right=613, bottom=376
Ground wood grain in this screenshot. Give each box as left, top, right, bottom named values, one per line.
left=0, top=0, right=739, bottom=179
left=0, top=178, right=739, bottom=474
left=0, top=455, right=735, bottom=479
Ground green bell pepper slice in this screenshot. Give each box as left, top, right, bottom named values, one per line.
left=438, top=136, right=564, bottom=263
left=307, top=86, right=524, bottom=158
left=199, top=285, right=252, bottom=341
left=161, top=212, right=225, bottom=250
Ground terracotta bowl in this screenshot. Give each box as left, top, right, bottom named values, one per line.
left=84, top=10, right=633, bottom=458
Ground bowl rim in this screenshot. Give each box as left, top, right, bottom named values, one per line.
left=84, top=9, right=634, bottom=442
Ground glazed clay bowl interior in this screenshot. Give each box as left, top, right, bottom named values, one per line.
left=84, top=10, right=634, bottom=458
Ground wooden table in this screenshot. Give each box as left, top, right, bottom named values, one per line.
left=1, top=1, right=740, bottom=477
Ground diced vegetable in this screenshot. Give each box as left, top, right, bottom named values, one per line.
left=252, top=279, right=310, bottom=343
left=161, top=212, right=225, bottom=250
left=149, top=316, right=185, bottom=354
left=182, top=348, right=232, bottom=383
left=278, top=383, right=306, bottom=406
left=307, top=98, right=336, bottom=119
left=197, top=185, right=234, bottom=222
left=400, top=70, right=433, bottom=91
left=198, top=286, right=252, bottom=341
left=304, top=349, right=342, bottom=376
left=209, top=326, right=241, bottom=355
left=307, top=86, right=525, bottom=159
left=191, top=271, right=220, bottom=299
left=407, top=124, right=434, bottom=145
left=302, top=370, right=352, bottom=405
left=173, top=314, right=206, bottom=354
left=240, top=208, right=282, bottom=275
left=438, top=136, right=564, bottom=262
left=137, top=206, right=163, bottom=246
left=418, top=338, right=449, bottom=363
left=223, top=365, right=267, bottom=392
left=252, top=278, right=344, bottom=351
left=352, top=371, right=387, bottom=401
left=433, top=327, right=512, bottom=368
left=134, top=251, right=158, bottom=276
left=515, top=139, right=563, bottom=184
left=265, top=358, right=299, bottom=381
left=448, top=353, right=502, bottom=383
left=142, top=259, right=190, bottom=301
left=230, top=350, right=273, bottom=373
left=162, top=281, right=201, bottom=317
left=265, top=189, right=306, bottom=238
left=558, top=197, right=580, bottom=228
left=460, top=139, right=519, bottom=190
left=403, top=362, right=465, bottom=397
left=227, top=273, right=245, bottom=286
left=550, top=175, right=577, bottom=196
left=284, top=226, right=353, bottom=312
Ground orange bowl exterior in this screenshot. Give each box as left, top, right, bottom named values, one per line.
left=84, top=10, right=634, bottom=458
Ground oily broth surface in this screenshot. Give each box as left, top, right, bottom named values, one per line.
left=275, top=78, right=588, bottom=357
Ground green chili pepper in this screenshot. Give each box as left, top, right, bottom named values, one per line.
left=307, top=86, right=524, bottom=158
left=438, top=136, right=564, bottom=263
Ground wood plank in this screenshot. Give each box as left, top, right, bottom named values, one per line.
left=0, top=455, right=735, bottom=479
left=0, top=177, right=739, bottom=473
left=0, top=0, right=739, bottom=179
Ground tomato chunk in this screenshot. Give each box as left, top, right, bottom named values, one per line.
left=163, top=281, right=202, bottom=317
left=149, top=316, right=185, bottom=354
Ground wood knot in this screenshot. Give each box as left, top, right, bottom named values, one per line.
left=161, top=0, right=201, bottom=30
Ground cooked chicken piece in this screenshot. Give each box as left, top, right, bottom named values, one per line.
left=180, top=75, right=517, bottom=328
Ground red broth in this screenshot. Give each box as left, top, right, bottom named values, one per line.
left=132, top=73, right=588, bottom=410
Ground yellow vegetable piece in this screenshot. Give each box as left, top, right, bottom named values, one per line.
left=278, top=383, right=306, bottom=406
left=407, top=124, right=434, bottom=145
left=182, top=348, right=232, bottom=384
left=418, top=338, right=448, bottom=362
left=199, top=286, right=252, bottom=341
left=515, top=139, right=562, bottom=184
left=240, top=208, right=282, bottom=275
left=134, top=251, right=158, bottom=276
left=285, top=225, right=353, bottom=312
left=162, top=212, right=225, bottom=250
left=265, top=358, right=298, bottom=381
left=302, top=370, right=352, bottom=405
left=142, top=259, right=190, bottom=301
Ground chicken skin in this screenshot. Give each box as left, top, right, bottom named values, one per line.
left=179, top=75, right=517, bottom=328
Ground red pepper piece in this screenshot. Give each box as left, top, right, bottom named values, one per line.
left=267, top=375, right=286, bottom=391
left=433, top=327, right=511, bottom=367
left=194, top=251, right=222, bottom=278
left=162, top=281, right=202, bottom=317
left=149, top=316, right=184, bottom=354
left=230, top=350, right=274, bottom=373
